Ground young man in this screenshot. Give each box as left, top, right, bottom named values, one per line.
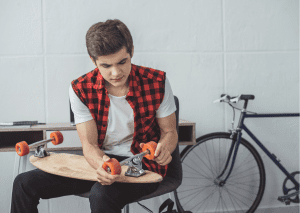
left=11, top=19, right=178, bottom=213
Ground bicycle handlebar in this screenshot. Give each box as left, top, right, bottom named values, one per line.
left=214, top=94, right=255, bottom=104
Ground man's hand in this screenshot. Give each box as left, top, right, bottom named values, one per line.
left=96, top=155, right=120, bottom=185
left=140, top=143, right=172, bottom=166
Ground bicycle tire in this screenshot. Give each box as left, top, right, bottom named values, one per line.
left=174, top=132, right=266, bottom=213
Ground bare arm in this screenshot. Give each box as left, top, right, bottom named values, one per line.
left=76, top=119, right=118, bottom=184
left=156, top=112, right=178, bottom=155
left=140, top=112, right=178, bottom=166
left=76, top=119, right=106, bottom=170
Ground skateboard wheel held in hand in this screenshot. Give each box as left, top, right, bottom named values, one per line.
left=102, top=158, right=121, bottom=175
left=142, top=141, right=157, bottom=160
left=15, top=141, right=30, bottom=156
left=50, top=131, right=63, bottom=145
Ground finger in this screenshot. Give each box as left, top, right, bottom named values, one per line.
left=155, top=146, right=169, bottom=161
left=155, top=153, right=167, bottom=164
left=98, top=176, right=114, bottom=185
left=158, top=155, right=172, bottom=166
left=103, top=155, right=110, bottom=162
left=155, top=150, right=170, bottom=164
left=97, top=167, right=115, bottom=183
left=102, top=170, right=118, bottom=181
left=140, top=143, right=145, bottom=149
left=99, top=180, right=113, bottom=185
left=155, top=151, right=165, bottom=161
left=154, top=143, right=162, bottom=157
left=97, top=173, right=111, bottom=184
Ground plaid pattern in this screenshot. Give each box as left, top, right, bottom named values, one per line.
left=71, top=64, right=168, bottom=178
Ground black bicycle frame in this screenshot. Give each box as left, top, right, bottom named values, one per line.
left=220, top=111, right=300, bottom=191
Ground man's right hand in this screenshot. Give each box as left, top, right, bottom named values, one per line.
left=96, top=155, right=120, bottom=185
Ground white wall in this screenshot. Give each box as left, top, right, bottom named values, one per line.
left=0, top=0, right=299, bottom=212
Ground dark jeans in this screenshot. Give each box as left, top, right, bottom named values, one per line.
left=11, top=154, right=160, bottom=213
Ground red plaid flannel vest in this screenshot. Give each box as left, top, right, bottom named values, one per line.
left=71, top=64, right=168, bottom=178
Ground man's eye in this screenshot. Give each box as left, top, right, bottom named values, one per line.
left=119, top=60, right=126, bottom=64
left=103, top=65, right=110, bottom=68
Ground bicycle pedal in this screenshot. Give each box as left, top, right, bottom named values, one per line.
left=278, top=196, right=291, bottom=205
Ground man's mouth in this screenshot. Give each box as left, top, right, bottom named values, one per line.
left=113, top=76, right=123, bottom=81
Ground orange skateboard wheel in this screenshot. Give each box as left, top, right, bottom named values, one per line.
left=50, top=131, right=63, bottom=145
left=15, top=141, right=30, bottom=156
left=102, top=158, right=121, bottom=175
left=142, top=141, right=157, bottom=160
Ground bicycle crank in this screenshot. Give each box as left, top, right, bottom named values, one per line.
left=278, top=171, right=300, bottom=205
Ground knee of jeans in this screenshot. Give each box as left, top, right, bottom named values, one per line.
left=13, top=173, right=26, bottom=189
left=89, top=184, right=123, bottom=212
left=89, top=184, right=119, bottom=203
left=89, top=184, right=106, bottom=200
left=12, top=173, right=32, bottom=197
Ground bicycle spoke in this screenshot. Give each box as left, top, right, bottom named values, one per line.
left=223, top=186, right=247, bottom=213
left=204, top=140, right=218, bottom=177
left=209, top=138, right=222, bottom=177
left=219, top=138, right=221, bottom=176
left=228, top=165, right=258, bottom=180
left=225, top=186, right=255, bottom=205
left=179, top=184, right=216, bottom=206
left=194, top=145, right=217, bottom=178
left=230, top=152, right=254, bottom=172
left=177, top=183, right=215, bottom=193
left=182, top=168, right=209, bottom=177
left=214, top=188, right=222, bottom=213
left=219, top=188, right=230, bottom=213
left=225, top=182, right=259, bottom=196
left=217, top=139, right=233, bottom=179
left=182, top=161, right=212, bottom=179
left=224, top=188, right=247, bottom=212
left=182, top=159, right=203, bottom=175
left=190, top=186, right=219, bottom=212
left=197, top=189, right=218, bottom=213
left=228, top=170, right=259, bottom=182
left=226, top=179, right=260, bottom=188
left=212, top=138, right=219, bottom=175
left=226, top=189, right=240, bottom=213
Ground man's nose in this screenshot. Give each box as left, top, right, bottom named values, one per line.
left=111, top=66, right=121, bottom=76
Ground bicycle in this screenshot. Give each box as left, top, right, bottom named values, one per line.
left=174, top=94, right=300, bottom=213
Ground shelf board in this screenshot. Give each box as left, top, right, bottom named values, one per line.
left=1, top=120, right=196, bottom=151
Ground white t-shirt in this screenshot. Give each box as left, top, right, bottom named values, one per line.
left=69, top=76, right=176, bottom=157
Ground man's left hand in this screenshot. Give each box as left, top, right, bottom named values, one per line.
left=140, top=142, right=172, bottom=166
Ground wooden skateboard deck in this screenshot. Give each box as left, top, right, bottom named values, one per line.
left=30, top=152, right=163, bottom=183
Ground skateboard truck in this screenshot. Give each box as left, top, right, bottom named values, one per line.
left=120, top=153, right=147, bottom=177
left=31, top=138, right=53, bottom=158
left=15, top=131, right=64, bottom=157
left=103, top=141, right=157, bottom=177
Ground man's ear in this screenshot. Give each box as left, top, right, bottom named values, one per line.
left=131, top=46, right=134, bottom=58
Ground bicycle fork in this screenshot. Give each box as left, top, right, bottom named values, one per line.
left=214, top=130, right=242, bottom=187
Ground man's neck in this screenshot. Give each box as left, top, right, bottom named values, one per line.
left=105, top=80, right=129, bottom=97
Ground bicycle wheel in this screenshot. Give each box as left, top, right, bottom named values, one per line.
left=174, top=132, right=265, bottom=213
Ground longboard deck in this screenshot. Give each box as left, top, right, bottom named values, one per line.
left=30, top=152, right=163, bottom=183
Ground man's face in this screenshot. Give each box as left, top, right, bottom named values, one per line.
left=92, top=46, right=133, bottom=89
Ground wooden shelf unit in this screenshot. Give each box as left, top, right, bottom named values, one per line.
left=178, top=119, right=196, bottom=145
left=0, top=120, right=196, bottom=152
left=0, top=123, right=76, bottom=152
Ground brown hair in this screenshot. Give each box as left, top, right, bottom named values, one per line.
left=86, top=19, right=133, bottom=63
